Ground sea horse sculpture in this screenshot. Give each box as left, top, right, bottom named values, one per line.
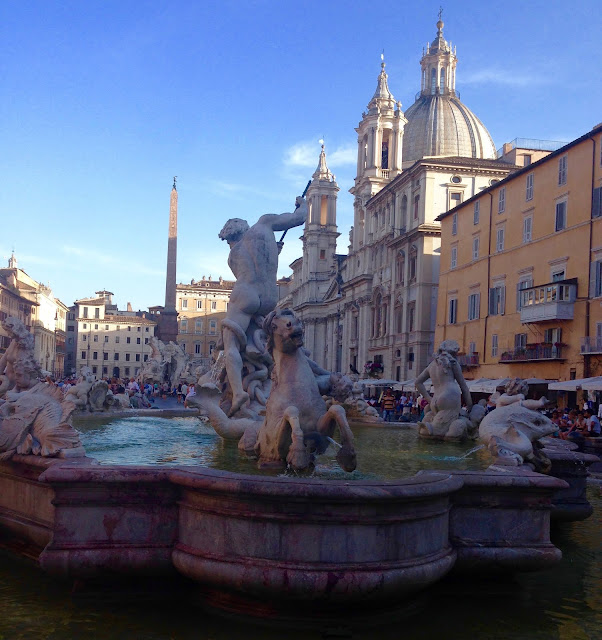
left=193, top=309, right=356, bottom=472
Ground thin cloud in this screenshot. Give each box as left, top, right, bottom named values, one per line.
left=284, top=142, right=356, bottom=168
left=462, top=68, right=551, bottom=87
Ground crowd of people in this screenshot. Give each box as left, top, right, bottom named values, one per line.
left=365, top=388, right=429, bottom=423
left=42, top=375, right=197, bottom=409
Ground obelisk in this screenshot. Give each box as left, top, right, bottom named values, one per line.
left=157, top=177, right=179, bottom=343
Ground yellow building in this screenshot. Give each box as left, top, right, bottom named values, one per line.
left=436, top=123, right=602, bottom=383
left=175, top=276, right=234, bottom=361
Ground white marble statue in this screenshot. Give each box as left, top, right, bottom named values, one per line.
left=140, top=336, right=188, bottom=389
left=341, top=381, right=382, bottom=423
left=479, top=378, right=554, bottom=472
left=0, top=318, right=84, bottom=460
left=192, top=309, right=356, bottom=472
left=64, top=366, right=95, bottom=411
left=0, top=317, right=41, bottom=396
left=416, top=340, right=481, bottom=441
left=217, top=197, right=307, bottom=416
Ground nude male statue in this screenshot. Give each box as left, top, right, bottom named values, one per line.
left=219, top=196, right=308, bottom=415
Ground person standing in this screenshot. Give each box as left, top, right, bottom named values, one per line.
left=381, top=388, right=396, bottom=422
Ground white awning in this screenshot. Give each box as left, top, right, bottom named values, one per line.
left=468, top=378, right=511, bottom=394
left=547, top=377, right=602, bottom=391
left=357, top=378, right=400, bottom=387
left=393, top=378, right=433, bottom=392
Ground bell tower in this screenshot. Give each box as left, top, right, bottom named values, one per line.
left=301, top=144, right=340, bottom=301
left=350, top=57, right=407, bottom=251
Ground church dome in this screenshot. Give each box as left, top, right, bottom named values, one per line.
left=402, top=17, right=496, bottom=165
left=402, top=94, right=496, bottom=165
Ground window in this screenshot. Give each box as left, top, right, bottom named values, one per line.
left=489, top=285, right=505, bottom=315
left=102, top=367, right=108, bottom=375
left=114, top=353, right=119, bottom=361
left=209, top=320, right=217, bottom=335
left=195, top=343, right=201, bottom=354
left=491, top=334, right=498, bottom=357
left=448, top=298, right=458, bottom=324
left=94, top=324, right=98, bottom=330
left=103, top=353, right=108, bottom=361
left=409, top=246, right=417, bottom=281
left=523, top=215, right=532, bottom=243
left=517, top=278, right=533, bottom=310
left=92, top=366, right=97, bottom=374
left=515, top=333, right=527, bottom=350
left=93, top=334, right=99, bottom=342
left=181, top=319, right=188, bottom=332
left=319, top=249, right=326, bottom=259
left=93, top=351, right=98, bottom=360
left=211, top=301, right=217, bottom=310
left=449, top=192, right=462, bottom=210
left=82, top=335, right=87, bottom=342
left=451, top=212, right=458, bottom=235
left=137, top=326, right=141, bottom=332
left=593, top=187, right=602, bottom=218
left=555, top=201, right=567, bottom=231
left=136, top=337, right=141, bottom=344
left=126, top=337, right=131, bottom=344
left=83, top=323, right=87, bottom=329
left=209, top=342, right=216, bottom=355
left=472, top=236, right=479, bottom=260
left=468, top=293, right=480, bottom=320
left=94, top=308, right=100, bottom=319
left=408, top=303, right=415, bottom=332
left=400, top=195, right=408, bottom=228
left=473, top=201, right=480, bottom=225
left=145, top=327, right=149, bottom=332
left=496, top=227, right=505, bottom=252
left=451, top=175, right=462, bottom=184
left=558, top=155, right=567, bottom=186
left=498, top=187, right=506, bottom=213
left=127, top=326, right=131, bottom=332
left=144, top=338, right=148, bottom=344
left=135, top=354, right=140, bottom=362
left=83, top=307, right=88, bottom=319
left=526, top=173, right=534, bottom=201
left=181, top=299, right=188, bottom=309
left=195, top=319, right=203, bottom=333
left=125, top=353, right=130, bottom=361
left=413, top=194, right=420, bottom=220
left=450, top=246, right=457, bottom=269
left=524, top=154, right=532, bottom=166
left=124, top=367, right=130, bottom=376
left=593, top=260, right=602, bottom=297
left=197, top=300, right=203, bottom=310
left=104, top=335, right=109, bottom=343
left=115, top=336, right=120, bottom=344
left=144, top=355, right=148, bottom=361
left=81, top=351, right=86, bottom=360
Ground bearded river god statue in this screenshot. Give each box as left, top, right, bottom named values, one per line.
left=0, top=317, right=85, bottom=460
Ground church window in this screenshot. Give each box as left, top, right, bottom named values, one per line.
left=451, top=175, right=462, bottom=184
left=408, top=303, right=415, bottom=333
left=413, top=195, right=420, bottom=220
left=409, top=246, right=417, bottom=281
left=381, top=138, right=389, bottom=170
left=320, top=249, right=326, bottom=260
left=430, top=68, right=436, bottom=94
left=396, top=252, right=405, bottom=284
left=395, top=305, right=403, bottom=333
left=449, top=192, right=462, bottom=209
left=400, top=195, right=408, bottom=229
left=320, top=195, right=328, bottom=225
left=440, top=67, right=446, bottom=91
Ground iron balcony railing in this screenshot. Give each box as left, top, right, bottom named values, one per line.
left=581, top=337, right=602, bottom=354
left=457, top=353, right=479, bottom=368
left=500, top=345, right=564, bottom=362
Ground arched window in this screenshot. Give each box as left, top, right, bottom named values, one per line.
left=409, top=245, right=418, bottom=282
left=440, top=67, right=445, bottom=91
left=397, top=250, right=405, bottom=285
left=431, top=68, right=437, bottom=94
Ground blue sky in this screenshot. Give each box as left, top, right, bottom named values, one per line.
left=1, top=0, right=600, bottom=312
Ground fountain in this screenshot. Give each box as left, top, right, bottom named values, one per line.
left=0, top=198, right=599, bottom=623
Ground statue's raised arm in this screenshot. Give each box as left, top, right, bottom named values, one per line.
left=257, top=197, right=308, bottom=232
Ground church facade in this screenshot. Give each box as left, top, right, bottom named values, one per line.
left=280, top=18, right=517, bottom=380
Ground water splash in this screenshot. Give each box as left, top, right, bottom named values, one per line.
left=209, top=351, right=225, bottom=384
left=458, top=444, right=485, bottom=459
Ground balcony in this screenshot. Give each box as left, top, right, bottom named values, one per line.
left=457, top=353, right=479, bottom=369
left=581, top=337, right=602, bottom=354
left=500, top=344, right=565, bottom=363
left=519, top=279, right=577, bottom=323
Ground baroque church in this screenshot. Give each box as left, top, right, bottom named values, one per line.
left=279, top=17, right=517, bottom=381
